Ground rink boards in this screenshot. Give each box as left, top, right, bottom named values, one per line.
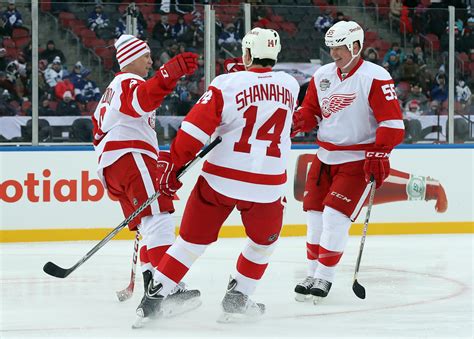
left=0, top=145, right=473, bottom=242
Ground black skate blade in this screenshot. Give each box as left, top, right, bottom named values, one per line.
left=352, top=279, right=366, bottom=299
left=43, top=262, right=71, bottom=278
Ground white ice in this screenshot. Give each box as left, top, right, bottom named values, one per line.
left=1, top=235, right=472, bottom=338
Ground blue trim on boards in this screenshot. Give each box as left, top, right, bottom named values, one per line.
left=0, top=143, right=473, bottom=152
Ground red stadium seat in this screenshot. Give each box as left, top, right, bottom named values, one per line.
left=12, top=28, right=29, bottom=39
left=14, top=36, right=31, bottom=49
left=48, top=101, right=58, bottom=112
left=2, top=39, right=16, bottom=49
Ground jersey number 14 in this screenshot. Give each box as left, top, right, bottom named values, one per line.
left=234, top=105, right=288, bottom=158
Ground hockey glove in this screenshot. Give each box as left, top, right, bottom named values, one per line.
left=364, top=147, right=390, bottom=188
left=157, top=151, right=183, bottom=197
left=291, top=107, right=319, bottom=138
left=160, top=52, right=199, bottom=85
left=224, top=57, right=245, bottom=73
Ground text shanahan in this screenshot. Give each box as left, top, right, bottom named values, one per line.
left=235, top=83, right=295, bottom=111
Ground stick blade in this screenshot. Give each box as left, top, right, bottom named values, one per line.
left=352, top=279, right=366, bottom=299
left=43, top=261, right=70, bottom=278
left=116, top=288, right=133, bottom=302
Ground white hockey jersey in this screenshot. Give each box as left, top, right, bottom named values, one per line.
left=171, top=68, right=300, bottom=202
left=299, top=59, right=404, bottom=164
left=92, top=71, right=173, bottom=184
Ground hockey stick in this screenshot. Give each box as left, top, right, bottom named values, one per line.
left=352, top=175, right=376, bottom=299
left=116, top=230, right=140, bottom=302
left=43, top=136, right=222, bottom=279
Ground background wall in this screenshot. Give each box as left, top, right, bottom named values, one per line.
left=1, top=146, right=473, bottom=242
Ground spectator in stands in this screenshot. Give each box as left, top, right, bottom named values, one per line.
left=430, top=73, right=448, bottom=104
left=0, top=88, right=18, bottom=116
left=456, top=79, right=472, bottom=106
left=116, top=12, right=146, bottom=40
left=412, top=44, right=425, bottom=66
left=180, top=22, right=204, bottom=51
left=44, top=56, right=67, bottom=89
left=364, top=47, right=379, bottom=65
left=458, top=25, right=474, bottom=54
left=22, top=41, right=32, bottom=63
left=333, top=11, right=346, bottom=24
left=69, top=61, right=84, bottom=88
left=39, top=40, right=66, bottom=65
left=403, top=99, right=424, bottom=142
left=390, top=0, right=403, bottom=19
left=54, top=78, right=75, bottom=101
left=4, top=60, right=22, bottom=100
left=411, top=5, right=427, bottom=37
left=425, top=100, right=440, bottom=116
left=399, top=54, right=419, bottom=83
left=440, top=26, right=462, bottom=52
left=152, top=15, right=172, bottom=44
left=55, top=91, right=80, bottom=116
left=252, top=7, right=270, bottom=29
left=218, top=23, right=241, bottom=52
left=314, top=9, right=333, bottom=33
left=74, top=69, right=100, bottom=103
left=88, top=3, right=112, bottom=39
left=405, top=82, right=428, bottom=112
left=0, top=48, right=8, bottom=72
left=172, top=15, right=189, bottom=42
left=383, top=42, right=405, bottom=64
left=159, top=42, right=178, bottom=65
left=38, top=94, right=55, bottom=116
left=385, top=51, right=401, bottom=80
left=417, top=64, right=435, bottom=95
left=0, top=17, right=9, bottom=37
left=234, top=11, right=245, bottom=40
left=1, top=0, right=24, bottom=37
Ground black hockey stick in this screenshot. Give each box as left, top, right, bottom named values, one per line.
left=116, top=230, right=140, bottom=302
left=43, top=136, right=222, bottom=279
left=352, top=175, right=376, bottom=299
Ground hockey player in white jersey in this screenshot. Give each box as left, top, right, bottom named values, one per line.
left=91, top=34, right=202, bottom=320
left=291, top=21, right=405, bottom=303
left=133, top=28, right=300, bottom=325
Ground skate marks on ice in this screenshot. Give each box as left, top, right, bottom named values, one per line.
left=0, top=236, right=472, bottom=338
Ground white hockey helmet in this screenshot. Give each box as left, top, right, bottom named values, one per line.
left=325, top=21, right=364, bottom=57
left=242, top=28, right=281, bottom=64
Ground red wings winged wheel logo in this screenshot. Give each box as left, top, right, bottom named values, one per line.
left=321, top=93, right=356, bottom=118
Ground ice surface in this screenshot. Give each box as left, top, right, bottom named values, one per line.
left=1, top=235, right=472, bottom=338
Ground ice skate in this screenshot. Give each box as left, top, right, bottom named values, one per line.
left=310, top=278, right=332, bottom=305
left=132, top=281, right=164, bottom=329
left=294, top=276, right=316, bottom=302
left=161, top=281, right=202, bottom=318
left=217, top=277, right=265, bottom=323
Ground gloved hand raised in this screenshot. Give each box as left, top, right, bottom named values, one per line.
left=157, top=151, right=182, bottom=197
left=160, top=52, right=199, bottom=84
left=364, top=147, right=390, bottom=188
left=291, top=107, right=319, bottom=138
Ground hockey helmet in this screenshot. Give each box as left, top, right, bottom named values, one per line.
left=242, top=28, right=281, bottom=63
left=325, top=21, right=364, bottom=57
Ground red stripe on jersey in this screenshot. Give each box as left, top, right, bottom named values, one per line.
left=119, top=79, right=142, bottom=118
left=316, top=139, right=375, bottom=151
left=375, top=126, right=404, bottom=150
left=368, top=78, right=403, bottom=122
left=236, top=253, right=268, bottom=280
left=102, top=140, right=158, bottom=157
left=157, top=253, right=190, bottom=283
left=318, top=246, right=343, bottom=267
left=202, top=161, right=287, bottom=185
left=306, top=243, right=320, bottom=260
left=298, top=77, right=322, bottom=132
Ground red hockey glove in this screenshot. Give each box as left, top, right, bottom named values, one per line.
left=364, top=148, right=390, bottom=188
left=157, top=151, right=182, bottom=197
left=160, top=52, right=199, bottom=83
left=224, top=57, right=245, bottom=73
left=291, top=107, right=319, bottom=138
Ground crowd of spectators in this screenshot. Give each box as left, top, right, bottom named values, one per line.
left=1, top=0, right=473, bottom=143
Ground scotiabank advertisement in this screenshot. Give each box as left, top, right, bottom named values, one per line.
left=0, top=147, right=473, bottom=240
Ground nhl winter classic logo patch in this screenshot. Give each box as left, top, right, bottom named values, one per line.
left=320, top=79, right=331, bottom=91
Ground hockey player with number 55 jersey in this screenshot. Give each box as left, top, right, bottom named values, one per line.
left=291, top=21, right=405, bottom=303
left=134, top=28, right=300, bottom=325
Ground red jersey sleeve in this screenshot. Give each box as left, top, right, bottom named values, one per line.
left=298, top=77, right=323, bottom=132
left=368, top=79, right=405, bottom=150
left=119, top=71, right=176, bottom=118
left=171, top=85, right=224, bottom=168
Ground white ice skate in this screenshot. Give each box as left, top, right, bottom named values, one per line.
left=294, top=276, right=316, bottom=302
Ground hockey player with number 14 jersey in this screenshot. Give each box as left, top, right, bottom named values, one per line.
left=291, top=21, right=405, bottom=303
left=134, top=27, right=300, bottom=326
